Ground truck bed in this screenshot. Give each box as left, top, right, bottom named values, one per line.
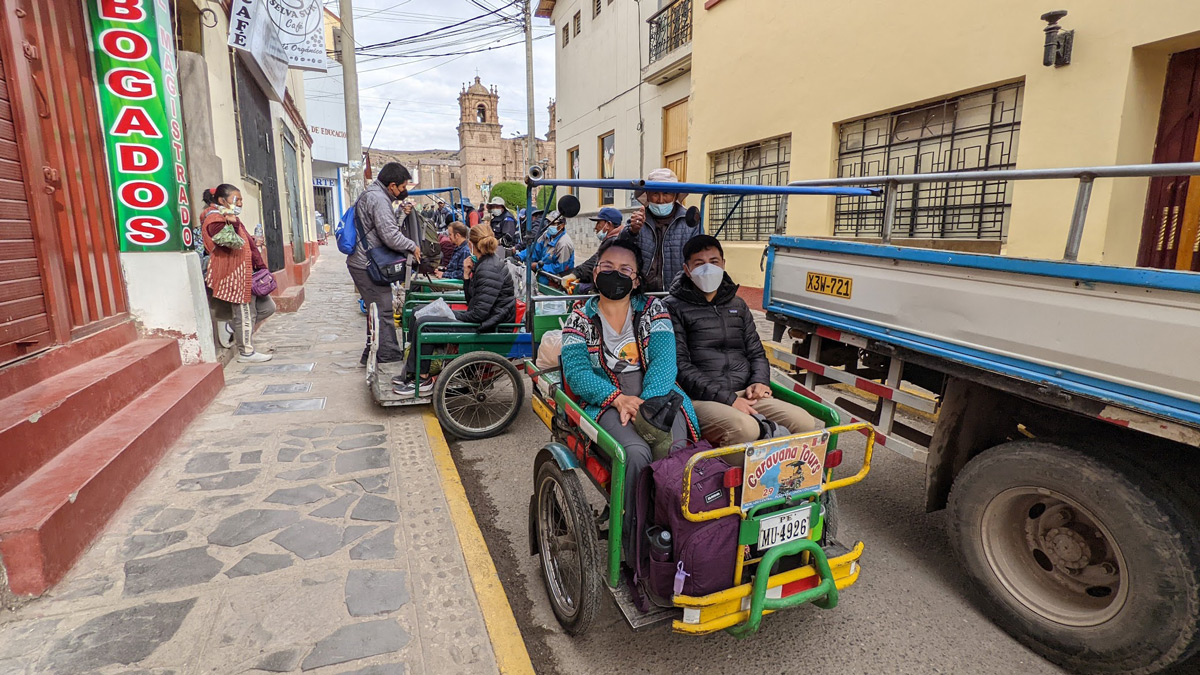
left=764, top=237, right=1200, bottom=429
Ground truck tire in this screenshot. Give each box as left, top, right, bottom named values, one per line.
left=947, top=439, right=1200, bottom=674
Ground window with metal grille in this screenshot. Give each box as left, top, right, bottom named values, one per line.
left=562, top=25, right=569, bottom=47
left=708, top=136, right=791, bottom=241
left=834, top=82, right=1024, bottom=240
left=594, top=0, right=602, bottom=17
left=574, top=11, right=581, bottom=35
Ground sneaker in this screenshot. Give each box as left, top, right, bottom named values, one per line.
left=217, top=321, right=234, bottom=348
left=393, top=378, right=434, bottom=397
left=237, top=351, right=273, bottom=363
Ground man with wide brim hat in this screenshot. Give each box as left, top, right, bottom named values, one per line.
left=486, top=196, right=518, bottom=244
left=516, top=209, right=574, bottom=280
left=619, top=167, right=698, bottom=292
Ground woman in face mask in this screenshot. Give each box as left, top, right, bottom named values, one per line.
left=201, top=183, right=275, bottom=362
left=559, top=238, right=700, bottom=553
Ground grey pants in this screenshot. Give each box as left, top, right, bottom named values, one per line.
left=348, top=264, right=403, bottom=363
left=597, top=408, right=687, bottom=553
left=216, top=295, right=276, bottom=355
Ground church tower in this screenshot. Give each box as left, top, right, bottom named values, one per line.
left=457, top=77, right=502, bottom=205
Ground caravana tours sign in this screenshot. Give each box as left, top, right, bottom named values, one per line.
left=87, top=0, right=192, bottom=253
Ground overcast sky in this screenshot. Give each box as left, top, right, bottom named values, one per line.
left=313, top=0, right=556, bottom=151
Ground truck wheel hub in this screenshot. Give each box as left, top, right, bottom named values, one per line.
left=1044, top=527, right=1090, bottom=570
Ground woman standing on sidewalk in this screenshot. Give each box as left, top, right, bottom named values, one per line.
left=202, top=184, right=275, bottom=362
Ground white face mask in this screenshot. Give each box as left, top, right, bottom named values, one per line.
left=647, top=201, right=675, bottom=218
left=490, top=208, right=504, bottom=217
left=689, top=262, right=724, bottom=293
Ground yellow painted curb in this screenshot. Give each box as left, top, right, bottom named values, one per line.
left=422, top=412, right=536, bottom=675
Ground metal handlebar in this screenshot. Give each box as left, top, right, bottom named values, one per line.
left=679, top=422, right=875, bottom=523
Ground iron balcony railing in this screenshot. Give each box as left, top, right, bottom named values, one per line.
left=648, top=0, right=692, bottom=64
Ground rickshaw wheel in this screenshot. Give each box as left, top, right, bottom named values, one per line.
left=433, top=352, right=524, bottom=440
left=535, top=460, right=602, bottom=636
left=819, top=490, right=840, bottom=546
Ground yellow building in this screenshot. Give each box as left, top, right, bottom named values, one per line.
left=688, top=1, right=1200, bottom=285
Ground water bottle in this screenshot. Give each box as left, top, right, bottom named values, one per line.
left=648, top=527, right=672, bottom=563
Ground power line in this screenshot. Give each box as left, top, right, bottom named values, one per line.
left=350, top=3, right=516, bottom=54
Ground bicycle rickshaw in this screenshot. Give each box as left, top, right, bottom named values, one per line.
left=364, top=195, right=580, bottom=440
left=520, top=177, right=881, bottom=637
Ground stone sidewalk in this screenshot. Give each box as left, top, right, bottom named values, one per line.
left=0, top=251, right=502, bottom=674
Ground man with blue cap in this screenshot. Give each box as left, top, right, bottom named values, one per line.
left=562, top=206, right=624, bottom=293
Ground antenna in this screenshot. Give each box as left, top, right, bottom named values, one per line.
left=367, top=102, right=391, bottom=150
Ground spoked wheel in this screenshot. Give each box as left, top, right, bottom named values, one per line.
left=433, top=352, right=524, bottom=439
left=818, top=490, right=840, bottom=547
left=366, top=302, right=379, bottom=377
left=535, top=460, right=603, bottom=636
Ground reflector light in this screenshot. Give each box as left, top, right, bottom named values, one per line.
left=825, top=450, right=843, bottom=469
left=724, top=468, right=743, bottom=488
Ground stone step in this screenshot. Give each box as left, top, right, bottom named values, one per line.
left=0, top=319, right=136, bottom=400
left=0, top=338, right=181, bottom=496
left=0, top=362, right=223, bottom=597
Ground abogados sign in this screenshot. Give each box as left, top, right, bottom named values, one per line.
left=87, top=0, right=191, bottom=253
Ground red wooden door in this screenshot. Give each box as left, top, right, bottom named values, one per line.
left=1138, top=48, right=1200, bottom=271
left=0, top=0, right=128, bottom=367
left=0, top=42, right=51, bottom=364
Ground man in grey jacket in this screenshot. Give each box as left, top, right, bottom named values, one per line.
left=347, top=163, right=421, bottom=365
left=618, top=168, right=698, bottom=292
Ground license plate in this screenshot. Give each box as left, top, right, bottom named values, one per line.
left=805, top=272, right=853, bottom=299
left=757, top=505, right=813, bottom=550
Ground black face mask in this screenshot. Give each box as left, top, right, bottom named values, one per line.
left=394, top=188, right=408, bottom=201
left=595, top=270, right=635, bottom=300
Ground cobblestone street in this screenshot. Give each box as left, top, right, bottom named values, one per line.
left=0, top=252, right=503, bottom=674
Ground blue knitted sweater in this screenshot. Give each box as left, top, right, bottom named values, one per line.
left=560, top=294, right=699, bottom=440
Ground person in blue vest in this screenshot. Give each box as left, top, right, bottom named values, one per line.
left=618, top=167, right=699, bottom=292
left=516, top=210, right=575, bottom=280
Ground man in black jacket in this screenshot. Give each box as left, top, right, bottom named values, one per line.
left=665, top=235, right=819, bottom=447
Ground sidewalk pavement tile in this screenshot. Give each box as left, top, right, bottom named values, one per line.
left=0, top=252, right=502, bottom=674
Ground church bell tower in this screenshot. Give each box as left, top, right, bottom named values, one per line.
left=458, top=77, right=502, bottom=204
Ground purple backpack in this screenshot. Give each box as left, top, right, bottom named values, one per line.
left=632, top=441, right=740, bottom=604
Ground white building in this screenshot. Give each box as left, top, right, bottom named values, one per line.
left=303, top=9, right=350, bottom=227
left=537, top=0, right=692, bottom=221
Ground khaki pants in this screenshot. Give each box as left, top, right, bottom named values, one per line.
left=693, top=390, right=822, bottom=449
